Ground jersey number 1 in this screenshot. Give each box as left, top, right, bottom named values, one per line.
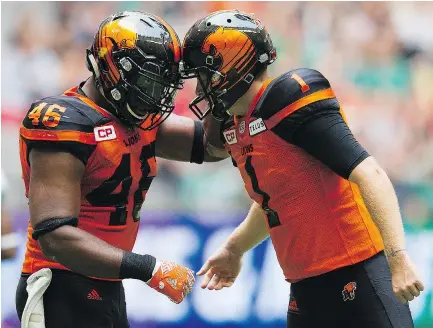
left=290, top=74, right=310, bottom=93
left=245, top=156, right=281, bottom=228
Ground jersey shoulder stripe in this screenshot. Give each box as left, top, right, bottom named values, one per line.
left=266, top=88, right=336, bottom=129
left=254, top=68, right=336, bottom=123
left=20, top=125, right=97, bottom=144
left=21, top=95, right=110, bottom=145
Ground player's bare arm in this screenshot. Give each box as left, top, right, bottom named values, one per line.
left=349, top=156, right=425, bottom=303
left=155, top=113, right=229, bottom=163
left=197, top=201, right=269, bottom=290
left=29, top=149, right=194, bottom=304
left=30, top=149, right=122, bottom=277
left=225, top=202, right=270, bottom=255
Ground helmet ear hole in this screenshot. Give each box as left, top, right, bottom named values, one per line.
left=206, top=22, right=211, bottom=26
left=227, top=19, right=232, bottom=23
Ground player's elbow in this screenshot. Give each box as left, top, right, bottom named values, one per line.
left=38, top=226, right=73, bottom=260
left=38, top=233, right=59, bottom=259
left=348, top=156, right=388, bottom=185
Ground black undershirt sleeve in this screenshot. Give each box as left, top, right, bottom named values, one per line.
left=271, top=100, right=369, bottom=179
left=190, top=121, right=205, bottom=164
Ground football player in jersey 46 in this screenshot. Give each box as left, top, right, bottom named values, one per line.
left=181, top=10, right=424, bottom=328
left=16, top=11, right=225, bottom=328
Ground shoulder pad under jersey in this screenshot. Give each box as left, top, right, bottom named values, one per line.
left=253, top=68, right=338, bottom=122
left=20, top=95, right=111, bottom=165
left=21, top=95, right=110, bottom=145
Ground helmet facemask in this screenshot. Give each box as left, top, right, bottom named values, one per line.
left=106, top=47, right=183, bottom=129
left=181, top=64, right=227, bottom=120
left=181, top=61, right=265, bottom=121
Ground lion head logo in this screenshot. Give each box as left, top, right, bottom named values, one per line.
left=342, top=282, right=357, bottom=301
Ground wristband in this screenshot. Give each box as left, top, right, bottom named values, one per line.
left=119, top=252, right=156, bottom=282
left=190, top=121, right=205, bottom=164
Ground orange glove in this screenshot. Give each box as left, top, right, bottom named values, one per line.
left=147, top=261, right=195, bottom=304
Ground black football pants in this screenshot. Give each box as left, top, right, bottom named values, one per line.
left=287, top=252, right=414, bottom=328
left=16, top=269, right=129, bottom=328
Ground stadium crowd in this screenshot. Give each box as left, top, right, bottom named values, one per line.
left=2, top=1, right=432, bottom=218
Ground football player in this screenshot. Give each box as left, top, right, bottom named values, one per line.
left=16, top=11, right=223, bottom=328
left=181, top=10, right=424, bottom=328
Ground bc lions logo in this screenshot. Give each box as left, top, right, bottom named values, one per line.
left=201, top=27, right=256, bottom=78
left=342, top=282, right=357, bottom=301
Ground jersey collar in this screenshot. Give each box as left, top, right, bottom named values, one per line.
left=63, top=82, right=114, bottom=120
left=245, top=78, right=274, bottom=119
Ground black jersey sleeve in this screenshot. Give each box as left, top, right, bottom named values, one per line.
left=274, top=99, right=369, bottom=179
left=20, top=96, right=107, bottom=165
left=254, top=68, right=333, bottom=120
left=256, top=69, right=369, bottom=179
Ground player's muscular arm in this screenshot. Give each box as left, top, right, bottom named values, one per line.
left=155, top=113, right=228, bottom=163
left=197, top=202, right=269, bottom=290
left=29, top=149, right=194, bottom=303
left=349, top=157, right=424, bottom=303
left=30, top=149, right=126, bottom=278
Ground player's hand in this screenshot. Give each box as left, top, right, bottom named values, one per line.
left=197, top=245, right=242, bottom=290
left=146, top=261, right=195, bottom=304
left=388, top=251, right=424, bottom=304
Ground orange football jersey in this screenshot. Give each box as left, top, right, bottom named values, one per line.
left=19, top=85, right=158, bottom=277
left=222, top=68, right=384, bottom=282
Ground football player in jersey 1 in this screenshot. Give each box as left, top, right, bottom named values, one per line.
left=16, top=11, right=224, bottom=328
left=181, top=10, right=424, bottom=328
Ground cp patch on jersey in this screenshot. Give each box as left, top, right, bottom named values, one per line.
left=249, top=118, right=267, bottom=136
left=223, top=129, right=238, bottom=144
left=94, top=125, right=117, bottom=142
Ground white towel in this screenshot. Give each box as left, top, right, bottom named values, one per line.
left=21, top=268, right=52, bottom=328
